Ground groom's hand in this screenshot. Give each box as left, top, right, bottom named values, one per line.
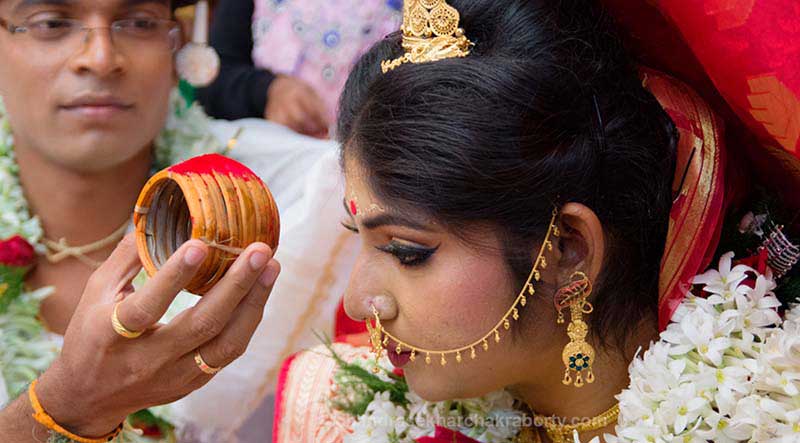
left=35, top=234, right=280, bottom=438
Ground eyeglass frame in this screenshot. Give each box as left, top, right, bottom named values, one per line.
left=0, top=16, right=182, bottom=53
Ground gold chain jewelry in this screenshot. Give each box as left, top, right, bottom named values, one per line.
left=366, top=209, right=560, bottom=367
left=554, top=271, right=596, bottom=387
left=43, top=219, right=129, bottom=269
left=381, top=0, right=474, bottom=73
left=515, top=425, right=543, bottom=443
left=531, top=402, right=619, bottom=443
left=111, top=301, right=145, bottom=339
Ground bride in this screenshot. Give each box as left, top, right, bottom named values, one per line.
left=274, top=0, right=800, bottom=442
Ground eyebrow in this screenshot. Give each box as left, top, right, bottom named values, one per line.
left=341, top=198, right=433, bottom=231
left=13, top=0, right=170, bottom=14
left=13, top=0, right=72, bottom=13
left=360, top=213, right=433, bottom=231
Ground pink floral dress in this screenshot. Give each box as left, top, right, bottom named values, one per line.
left=251, top=0, right=402, bottom=122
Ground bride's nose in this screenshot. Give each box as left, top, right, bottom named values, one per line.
left=344, top=292, right=398, bottom=322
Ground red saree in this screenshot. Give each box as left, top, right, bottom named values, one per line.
left=604, top=0, right=800, bottom=330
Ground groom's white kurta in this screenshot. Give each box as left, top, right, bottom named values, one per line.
left=165, top=118, right=358, bottom=442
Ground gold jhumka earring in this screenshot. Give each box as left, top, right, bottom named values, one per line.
left=381, top=0, right=474, bottom=73
left=553, top=271, right=596, bottom=387
left=365, top=209, right=560, bottom=369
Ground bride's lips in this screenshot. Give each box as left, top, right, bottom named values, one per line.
left=386, top=339, right=413, bottom=368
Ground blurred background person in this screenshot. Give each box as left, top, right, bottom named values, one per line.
left=196, top=0, right=402, bottom=138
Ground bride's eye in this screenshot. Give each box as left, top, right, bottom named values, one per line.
left=376, top=241, right=437, bottom=267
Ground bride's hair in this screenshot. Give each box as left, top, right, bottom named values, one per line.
left=337, top=0, right=677, bottom=349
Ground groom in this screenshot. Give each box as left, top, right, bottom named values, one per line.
left=0, top=0, right=353, bottom=441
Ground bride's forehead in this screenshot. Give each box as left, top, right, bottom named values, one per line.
left=343, top=158, right=368, bottom=187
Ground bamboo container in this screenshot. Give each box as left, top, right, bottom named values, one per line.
left=134, top=154, right=280, bottom=294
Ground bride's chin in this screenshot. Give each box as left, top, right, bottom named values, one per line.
left=404, top=367, right=492, bottom=402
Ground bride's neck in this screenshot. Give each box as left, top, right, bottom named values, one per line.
left=15, top=144, right=152, bottom=245
left=514, top=317, right=659, bottom=441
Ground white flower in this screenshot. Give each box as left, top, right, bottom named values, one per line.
left=661, top=307, right=731, bottom=365
left=345, top=391, right=409, bottom=443
left=348, top=414, right=393, bottom=443
left=755, top=322, right=800, bottom=397
left=654, top=382, right=709, bottom=434
left=615, top=422, right=673, bottom=443
left=785, top=304, right=800, bottom=324
left=693, top=252, right=751, bottom=297
left=732, top=276, right=782, bottom=336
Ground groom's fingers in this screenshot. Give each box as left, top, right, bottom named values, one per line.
left=85, top=234, right=143, bottom=304
left=158, top=243, right=273, bottom=353
left=114, top=240, right=208, bottom=334
left=193, top=259, right=280, bottom=369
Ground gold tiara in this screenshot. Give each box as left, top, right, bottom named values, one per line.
left=381, top=0, right=474, bottom=74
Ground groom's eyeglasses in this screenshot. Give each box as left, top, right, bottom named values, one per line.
left=0, top=17, right=181, bottom=56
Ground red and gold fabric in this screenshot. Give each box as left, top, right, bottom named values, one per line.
left=606, top=0, right=800, bottom=328
left=645, top=69, right=727, bottom=331
left=605, top=0, right=800, bottom=210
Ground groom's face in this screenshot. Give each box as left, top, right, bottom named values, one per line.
left=0, top=0, right=178, bottom=173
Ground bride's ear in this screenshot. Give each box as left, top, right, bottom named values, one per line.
left=554, top=203, right=605, bottom=287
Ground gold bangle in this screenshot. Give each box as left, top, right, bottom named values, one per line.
left=111, top=302, right=144, bottom=339
left=194, top=350, right=222, bottom=375
left=28, top=379, right=124, bottom=443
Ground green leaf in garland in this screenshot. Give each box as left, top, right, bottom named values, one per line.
left=178, top=79, right=196, bottom=110
left=315, top=332, right=410, bottom=417
left=0, top=265, right=27, bottom=314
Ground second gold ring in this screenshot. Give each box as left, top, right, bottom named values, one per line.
left=194, top=350, right=222, bottom=375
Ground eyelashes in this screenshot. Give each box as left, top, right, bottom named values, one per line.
left=340, top=221, right=437, bottom=267
left=375, top=242, right=437, bottom=267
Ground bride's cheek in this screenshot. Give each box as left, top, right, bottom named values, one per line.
left=411, top=254, right=511, bottom=348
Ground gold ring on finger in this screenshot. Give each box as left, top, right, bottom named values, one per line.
left=111, top=301, right=144, bottom=339
left=194, top=350, right=222, bottom=375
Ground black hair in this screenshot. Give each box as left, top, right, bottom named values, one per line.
left=337, top=0, right=677, bottom=349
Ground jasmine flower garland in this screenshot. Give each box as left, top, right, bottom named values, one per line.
left=608, top=253, right=799, bottom=443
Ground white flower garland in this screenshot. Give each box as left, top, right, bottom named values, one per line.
left=332, top=352, right=525, bottom=443
left=0, top=91, right=225, bottom=442
left=336, top=253, right=800, bottom=443
left=609, top=253, right=800, bottom=443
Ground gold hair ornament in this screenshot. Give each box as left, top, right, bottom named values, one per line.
left=381, top=0, right=474, bottom=73
left=365, top=209, right=560, bottom=368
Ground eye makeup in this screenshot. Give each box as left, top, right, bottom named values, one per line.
left=376, top=240, right=438, bottom=267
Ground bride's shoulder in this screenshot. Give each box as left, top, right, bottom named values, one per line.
left=273, top=339, right=371, bottom=443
